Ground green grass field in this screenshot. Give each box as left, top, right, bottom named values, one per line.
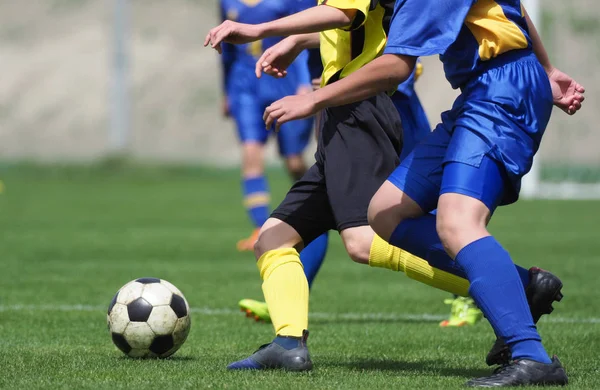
left=0, top=165, right=599, bottom=389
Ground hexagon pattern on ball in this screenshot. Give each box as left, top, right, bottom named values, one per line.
left=107, top=277, right=191, bottom=358
left=108, top=303, right=129, bottom=334
left=116, top=281, right=144, bottom=305
left=142, top=283, right=172, bottom=306
left=124, top=321, right=155, bottom=350
left=147, top=305, right=178, bottom=335
left=160, top=279, right=183, bottom=296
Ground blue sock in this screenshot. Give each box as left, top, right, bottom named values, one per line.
left=300, top=233, right=328, bottom=288
left=242, top=176, right=270, bottom=228
left=456, top=237, right=551, bottom=363
left=389, top=214, right=531, bottom=287
left=273, top=335, right=301, bottom=350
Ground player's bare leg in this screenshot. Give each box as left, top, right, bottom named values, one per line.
left=238, top=142, right=268, bottom=251
left=368, top=180, right=563, bottom=369
left=229, top=218, right=312, bottom=371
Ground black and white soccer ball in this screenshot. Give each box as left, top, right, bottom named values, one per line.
left=107, top=277, right=191, bottom=358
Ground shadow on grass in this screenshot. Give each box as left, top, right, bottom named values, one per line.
left=326, top=358, right=490, bottom=379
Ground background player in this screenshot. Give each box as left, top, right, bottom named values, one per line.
left=219, top=0, right=324, bottom=253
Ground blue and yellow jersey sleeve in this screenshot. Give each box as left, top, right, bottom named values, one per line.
left=385, top=0, right=532, bottom=89
left=384, top=0, right=473, bottom=57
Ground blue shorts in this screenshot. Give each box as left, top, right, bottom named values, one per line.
left=229, top=91, right=313, bottom=157
left=388, top=51, right=553, bottom=212
left=391, top=91, right=431, bottom=161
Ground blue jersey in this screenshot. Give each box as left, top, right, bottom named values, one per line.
left=220, top=0, right=312, bottom=95
left=384, top=0, right=532, bottom=89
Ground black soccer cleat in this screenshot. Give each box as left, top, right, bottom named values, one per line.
left=466, top=356, right=568, bottom=387
left=227, top=330, right=312, bottom=371
left=486, top=267, right=564, bottom=366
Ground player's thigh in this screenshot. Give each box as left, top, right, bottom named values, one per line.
left=255, top=217, right=304, bottom=259
left=230, top=92, right=269, bottom=146
left=368, top=180, right=425, bottom=240
left=324, top=93, right=402, bottom=233
left=270, top=163, right=335, bottom=248
left=276, top=117, right=313, bottom=158
left=373, top=121, right=451, bottom=221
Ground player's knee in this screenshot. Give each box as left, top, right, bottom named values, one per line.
left=284, top=155, right=306, bottom=182
left=345, top=239, right=371, bottom=264
left=436, top=210, right=488, bottom=257
left=341, top=227, right=374, bottom=264
left=242, top=143, right=265, bottom=176
left=253, top=219, right=303, bottom=260
left=436, top=213, right=463, bottom=252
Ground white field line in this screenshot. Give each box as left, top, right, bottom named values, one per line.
left=0, top=304, right=599, bottom=324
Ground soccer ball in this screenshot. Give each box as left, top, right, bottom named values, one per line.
left=107, top=277, right=191, bottom=358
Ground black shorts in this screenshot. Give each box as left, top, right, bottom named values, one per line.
left=271, top=92, right=403, bottom=245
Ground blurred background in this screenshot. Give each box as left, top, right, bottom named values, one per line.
left=0, top=0, right=598, bottom=197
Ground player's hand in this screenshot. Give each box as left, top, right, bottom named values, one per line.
left=204, top=21, right=262, bottom=54
left=255, top=36, right=302, bottom=78
left=263, top=94, right=318, bottom=132
left=222, top=96, right=231, bottom=118
left=547, top=67, right=585, bottom=115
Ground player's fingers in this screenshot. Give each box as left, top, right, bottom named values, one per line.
left=211, top=26, right=229, bottom=49
left=576, top=84, right=585, bottom=93
left=256, top=51, right=272, bottom=78
left=275, top=112, right=293, bottom=132
left=576, top=94, right=585, bottom=103
left=263, top=103, right=280, bottom=122
left=265, top=108, right=285, bottom=129
left=203, top=32, right=212, bottom=47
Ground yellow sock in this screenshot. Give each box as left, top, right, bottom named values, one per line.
left=257, top=248, right=308, bottom=337
left=368, top=234, right=469, bottom=297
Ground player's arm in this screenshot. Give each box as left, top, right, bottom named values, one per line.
left=219, top=2, right=235, bottom=117
left=205, top=5, right=357, bottom=53
left=523, top=6, right=585, bottom=115
left=263, top=54, right=415, bottom=131
left=255, top=33, right=320, bottom=79
left=313, top=54, right=416, bottom=108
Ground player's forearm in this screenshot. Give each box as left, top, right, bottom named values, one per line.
left=524, top=7, right=553, bottom=72
left=258, top=6, right=354, bottom=38
left=292, top=33, right=321, bottom=50
left=312, top=54, right=415, bottom=109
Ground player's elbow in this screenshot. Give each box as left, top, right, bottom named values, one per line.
left=380, top=54, right=416, bottom=87
left=323, top=6, right=357, bottom=28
